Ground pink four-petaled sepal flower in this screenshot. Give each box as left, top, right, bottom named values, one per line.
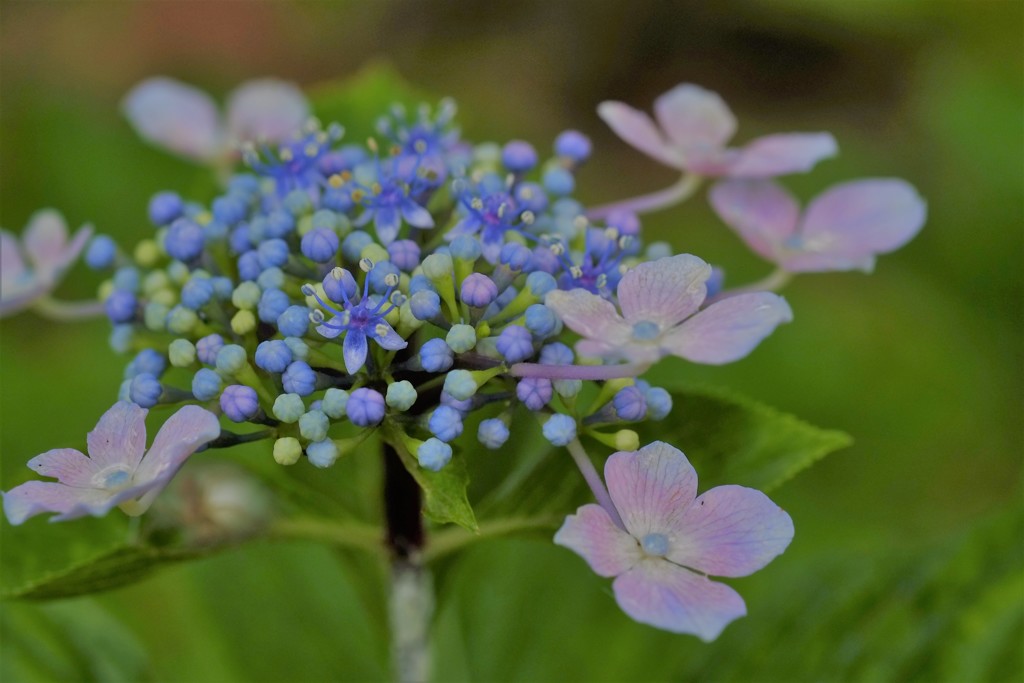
left=2, top=402, right=221, bottom=525
left=554, top=441, right=794, bottom=640
left=598, top=83, right=837, bottom=178
left=544, top=254, right=793, bottom=365
left=122, top=77, right=310, bottom=163
left=710, top=178, right=927, bottom=273
left=0, top=209, right=92, bottom=318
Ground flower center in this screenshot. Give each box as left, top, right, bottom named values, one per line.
left=641, top=532, right=669, bottom=557
left=631, top=320, right=661, bottom=340
left=93, top=466, right=133, bottom=492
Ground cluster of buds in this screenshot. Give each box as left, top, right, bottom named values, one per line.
left=1, top=80, right=924, bottom=639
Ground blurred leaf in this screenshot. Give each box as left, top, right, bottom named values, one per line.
left=0, top=598, right=150, bottom=682
left=308, top=62, right=432, bottom=143
left=4, top=542, right=219, bottom=601
left=641, top=385, right=853, bottom=491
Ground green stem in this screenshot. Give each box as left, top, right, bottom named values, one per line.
left=424, top=516, right=562, bottom=563
left=32, top=296, right=106, bottom=321
left=267, top=517, right=384, bottom=556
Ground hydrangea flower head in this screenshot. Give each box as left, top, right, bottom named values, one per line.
left=598, top=83, right=836, bottom=178
left=709, top=178, right=927, bottom=272
left=1, top=210, right=92, bottom=317
left=555, top=441, right=793, bottom=640
left=3, top=402, right=220, bottom=524
left=122, top=77, right=309, bottom=163
left=545, top=254, right=792, bottom=364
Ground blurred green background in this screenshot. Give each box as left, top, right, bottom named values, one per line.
left=1, top=1, right=1021, bottom=681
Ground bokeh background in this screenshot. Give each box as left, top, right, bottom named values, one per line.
left=1, top=1, right=1021, bottom=681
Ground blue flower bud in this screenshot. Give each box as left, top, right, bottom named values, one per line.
left=131, top=348, right=167, bottom=377
left=346, top=387, right=386, bottom=426
left=307, top=439, right=340, bottom=468
left=277, top=305, right=310, bottom=337
left=443, top=369, right=477, bottom=401
left=212, top=194, right=248, bottom=226
left=502, top=140, right=538, bottom=172
left=386, top=381, right=417, bottom=412
left=408, top=274, right=436, bottom=296
left=149, top=191, right=183, bottom=226
left=129, top=373, right=162, bottom=408
left=192, top=368, right=222, bottom=401
left=419, top=338, right=454, bottom=372
left=181, top=277, right=214, bottom=309
left=257, top=267, right=286, bottom=291
left=367, top=261, right=401, bottom=294
left=646, top=241, right=673, bottom=261
left=446, top=324, right=477, bottom=354
left=230, top=225, right=254, bottom=254
left=283, top=336, right=309, bottom=361
left=143, top=301, right=170, bottom=332
left=496, top=325, right=534, bottom=363
left=273, top=393, right=306, bottom=423
left=542, top=167, right=575, bottom=196
left=105, top=290, right=137, bottom=323
left=387, top=239, right=421, bottom=272
left=283, top=190, right=313, bottom=216
left=607, top=210, right=640, bottom=236
left=282, top=361, right=317, bottom=396
left=237, top=251, right=262, bottom=281
left=341, top=231, right=374, bottom=262
left=321, top=388, right=350, bottom=419
left=221, top=385, right=260, bottom=423
left=257, top=238, right=290, bottom=269
left=525, top=304, right=559, bottom=338
left=542, top=413, right=577, bottom=446
left=258, top=288, right=291, bottom=324
left=421, top=253, right=453, bottom=281
left=460, top=273, right=498, bottom=308
left=113, top=266, right=140, bottom=293
left=554, top=130, right=592, bottom=162
left=428, top=405, right=464, bottom=442
left=254, top=339, right=293, bottom=373
left=643, top=386, right=672, bottom=420
left=311, top=209, right=340, bottom=232
left=195, top=334, right=224, bottom=365
left=299, top=409, right=330, bottom=442
left=540, top=342, right=573, bottom=366
left=409, top=290, right=442, bottom=321
left=165, top=218, right=205, bottom=261
left=526, top=271, right=557, bottom=297
left=109, top=324, right=134, bottom=353
left=85, top=235, right=117, bottom=270
left=499, top=242, right=532, bottom=271
left=211, top=277, right=234, bottom=299
left=216, top=344, right=248, bottom=375
left=614, top=386, right=647, bottom=422
left=517, top=377, right=552, bottom=411
left=417, top=438, right=452, bottom=472
left=232, top=281, right=262, bottom=310
left=449, top=235, right=482, bottom=262
left=265, top=210, right=295, bottom=238
left=301, top=228, right=340, bottom=263
left=477, top=419, right=510, bottom=449
left=322, top=188, right=354, bottom=213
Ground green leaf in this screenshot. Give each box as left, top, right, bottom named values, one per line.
left=641, top=385, right=853, bottom=491
left=0, top=599, right=150, bottom=682
left=4, top=543, right=217, bottom=601
left=385, top=425, right=478, bottom=532
left=308, top=62, right=432, bottom=143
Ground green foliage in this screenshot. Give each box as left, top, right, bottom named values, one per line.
left=388, top=429, right=478, bottom=532
left=641, top=385, right=853, bottom=491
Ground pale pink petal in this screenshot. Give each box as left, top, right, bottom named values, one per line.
left=26, top=448, right=99, bottom=487
left=724, top=133, right=838, bottom=178
left=575, top=338, right=662, bottom=364
left=709, top=180, right=800, bottom=263
left=794, top=179, right=927, bottom=272
left=661, top=292, right=792, bottom=365
left=617, top=254, right=711, bottom=328
left=0, top=281, right=48, bottom=317
left=612, top=559, right=747, bottom=640
left=225, top=79, right=309, bottom=146
left=122, top=77, right=222, bottom=161
left=554, top=504, right=642, bottom=577
left=133, top=405, right=221, bottom=487
left=668, top=485, right=794, bottom=578
left=597, top=101, right=683, bottom=169
left=653, top=84, right=736, bottom=152
left=86, top=402, right=148, bottom=471
left=0, top=230, right=28, bottom=291
left=2, top=481, right=115, bottom=525
left=545, top=289, right=631, bottom=344
left=605, top=441, right=698, bottom=539
left=55, top=225, right=94, bottom=275
left=22, top=210, right=68, bottom=273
